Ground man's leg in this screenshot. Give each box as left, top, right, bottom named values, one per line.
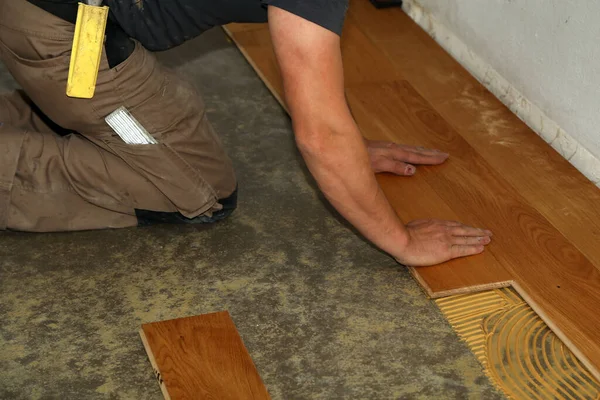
left=0, top=0, right=237, bottom=232
left=0, top=91, right=142, bottom=230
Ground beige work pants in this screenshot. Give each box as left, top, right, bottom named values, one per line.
left=0, top=0, right=237, bottom=232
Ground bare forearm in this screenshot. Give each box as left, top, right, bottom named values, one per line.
left=297, top=118, right=409, bottom=258
left=267, top=7, right=493, bottom=267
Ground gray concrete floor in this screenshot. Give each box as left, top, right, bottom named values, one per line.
left=0, top=28, right=504, bottom=399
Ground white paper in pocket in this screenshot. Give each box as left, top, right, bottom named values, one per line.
left=105, top=106, right=158, bottom=145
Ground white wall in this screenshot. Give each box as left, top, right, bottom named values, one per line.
left=403, top=0, right=600, bottom=184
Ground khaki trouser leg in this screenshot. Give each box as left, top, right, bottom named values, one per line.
left=0, top=91, right=140, bottom=230
left=0, top=0, right=237, bottom=232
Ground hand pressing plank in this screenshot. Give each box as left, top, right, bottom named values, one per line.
left=397, top=219, right=493, bottom=266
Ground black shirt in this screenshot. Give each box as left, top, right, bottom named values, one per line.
left=28, top=0, right=348, bottom=51
left=108, top=0, right=348, bottom=51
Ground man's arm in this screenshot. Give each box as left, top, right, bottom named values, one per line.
left=268, top=7, right=492, bottom=266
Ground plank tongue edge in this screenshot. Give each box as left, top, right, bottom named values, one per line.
left=139, top=327, right=172, bottom=400
left=410, top=267, right=514, bottom=299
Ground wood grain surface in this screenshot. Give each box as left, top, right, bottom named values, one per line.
left=222, top=0, right=600, bottom=380
left=140, top=312, right=270, bottom=400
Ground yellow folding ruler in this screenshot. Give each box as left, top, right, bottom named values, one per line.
left=66, top=0, right=109, bottom=99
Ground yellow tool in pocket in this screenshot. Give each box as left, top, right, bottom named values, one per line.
left=66, top=0, right=109, bottom=99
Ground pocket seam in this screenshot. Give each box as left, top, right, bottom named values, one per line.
left=0, top=37, right=70, bottom=68
left=0, top=23, right=74, bottom=42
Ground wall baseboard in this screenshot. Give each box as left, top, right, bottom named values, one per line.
left=402, top=0, right=600, bottom=186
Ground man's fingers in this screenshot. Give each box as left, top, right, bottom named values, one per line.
left=393, top=148, right=449, bottom=166
left=399, top=144, right=449, bottom=158
left=451, top=244, right=485, bottom=259
left=449, top=225, right=493, bottom=237
left=373, top=158, right=416, bottom=175
left=452, top=235, right=491, bottom=246
left=442, top=220, right=462, bottom=227
left=367, top=141, right=448, bottom=158
left=366, top=140, right=392, bottom=149
left=400, top=145, right=446, bottom=155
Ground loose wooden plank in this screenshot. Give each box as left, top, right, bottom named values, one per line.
left=140, top=311, right=270, bottom=400
left=222, top=0, right=600, bottom=379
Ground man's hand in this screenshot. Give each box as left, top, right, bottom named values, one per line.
left=395, top=220, right=493, bottom=267
left=366, top=140, right=449, bottom=175
left=366, top=141, right=491, bottom=266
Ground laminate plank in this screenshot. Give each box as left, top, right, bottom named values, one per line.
left=376, top=173, right=513, bottom=295
left=140, top=312, right=270, bottom=400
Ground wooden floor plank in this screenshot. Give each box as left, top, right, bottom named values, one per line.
left=223, top=0, right=600, bottom=379
left=375, top=173, right=513, bottom=295
left=140, top=312, right=270, bottom=400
